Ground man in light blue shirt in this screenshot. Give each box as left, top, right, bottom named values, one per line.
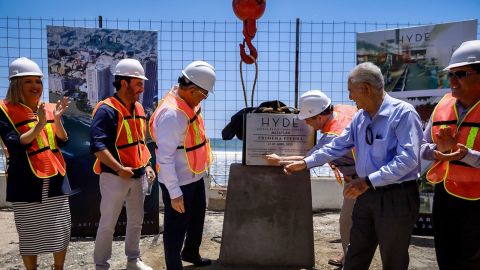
left=285, top=62, right=422, bottom=270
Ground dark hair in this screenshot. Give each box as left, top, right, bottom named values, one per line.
left=112, top=76, right=132, bottom=91
left=318, top=104, right=334, bottom=116
left=178, top=75, right=200, bottom=89
left=471, top=63, right=480, bottom=73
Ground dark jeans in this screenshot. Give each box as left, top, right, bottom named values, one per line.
left=160, top=179, right=206, bottom=270
left=343, top=181, right=419, bottom=270
left=433, top=184, right=480, bottom=270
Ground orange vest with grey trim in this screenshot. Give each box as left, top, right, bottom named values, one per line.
left=321, top=104, right=357, bottom=186
left=0, top=100, right=66, bottom=178
left=426, top=93, right=480, bottom=200
left=92, top=97, right=151, bottom=175
left=149, top=91, right=211, bottom=174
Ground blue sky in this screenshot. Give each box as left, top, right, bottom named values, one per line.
left=1, top=0, right=479, bottom=23
left=1, top=0, right=479, bottom=139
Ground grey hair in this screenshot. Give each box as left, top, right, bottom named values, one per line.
left=348, top=62, right=384, bottom=90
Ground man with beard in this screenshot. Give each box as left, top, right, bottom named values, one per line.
left=91, top=59, right=155, bottom=270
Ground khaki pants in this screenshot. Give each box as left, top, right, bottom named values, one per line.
left=93, top=173, right=148, bottom=269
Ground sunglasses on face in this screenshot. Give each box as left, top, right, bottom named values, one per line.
left=448, top=70, right=479, bottom=80
left=197, top=89, right=209, bottom=99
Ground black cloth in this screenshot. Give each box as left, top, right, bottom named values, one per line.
left=0, top=105, right=70, bottom=202
left=221, top=100, right=294, bottom=140
left=433, top=184, right=480, bottom=270
left=343, top=181, right=419, bottom=270
left=160, top=180, right=206, bottom=270
left=90, top=94, right=146, bottom=178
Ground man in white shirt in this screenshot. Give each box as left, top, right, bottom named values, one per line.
left=150, top=61, right=216, bottom=270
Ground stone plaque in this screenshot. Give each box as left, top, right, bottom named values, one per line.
left=243, top=113, right=315, bottom=166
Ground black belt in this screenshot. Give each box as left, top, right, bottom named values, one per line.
left=374, top=180, right=418, bottom=190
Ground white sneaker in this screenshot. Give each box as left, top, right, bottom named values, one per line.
left=126, top=258, right=153, bottom=270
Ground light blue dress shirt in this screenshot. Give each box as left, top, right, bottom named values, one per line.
left=304, top=94, right=423, bottom=187
left=306, top=113, right=356, bottom=177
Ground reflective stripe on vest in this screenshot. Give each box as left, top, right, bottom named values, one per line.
left=0, top=101, right=66, bottom=178
left=426, top=93, right=480, bottom=200
left=321, top=104, right=357, bottom=186
left=152, top=90, right=211, bottom=174
left=92, top=97, right=151, bottom=175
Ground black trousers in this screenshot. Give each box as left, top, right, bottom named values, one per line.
left=343, top=181, right=419, bottom=270
left=433, top=184, right=480, bottom=270
left=161, top=179, right=206, bottom=270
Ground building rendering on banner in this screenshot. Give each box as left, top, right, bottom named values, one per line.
left=48, top=74, right=65, bottom=94
left=86, top=63, right=113, bottom=106
left=142, top=59, right=158, bottom=108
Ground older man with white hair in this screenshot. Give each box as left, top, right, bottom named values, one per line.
left=285, top=62, right=423, bottom=270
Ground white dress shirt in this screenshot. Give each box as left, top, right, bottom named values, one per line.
left=153, top=86, right=206, bottom=199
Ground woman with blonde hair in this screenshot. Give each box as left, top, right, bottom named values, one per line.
left=0, top=57, right=71, bottom=270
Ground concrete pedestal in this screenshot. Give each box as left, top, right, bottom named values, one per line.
left=219, top=163, right=314, bottom=268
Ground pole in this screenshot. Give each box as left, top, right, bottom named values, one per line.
left=294, top=18, right=300, bottom=108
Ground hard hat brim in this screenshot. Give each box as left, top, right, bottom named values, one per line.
left=298, top=111, right=312, bottom=120
left=9, top=72, right=44, bottom=80
left=444, top=60, right=480, bottom=71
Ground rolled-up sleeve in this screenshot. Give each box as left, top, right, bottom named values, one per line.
left=154, top=110, right=187, bottom=199
left=90, top=105, right=116, bottom=154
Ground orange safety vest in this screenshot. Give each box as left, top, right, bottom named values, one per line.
left=92, top=97, right=151, bottom=174
left=321, top=104, right=357, bottom=186
left=148, top=103, right=161, bottom=173
left=0, top=100, right=66, bottom=178
left=426, top=93, right=480, bottom=200
left=149, top=90, right=211, bottom=174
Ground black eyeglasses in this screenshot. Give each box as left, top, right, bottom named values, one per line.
left=448, top=70, right=479, bottom=80
left=365, top=124, right=374, bottom=145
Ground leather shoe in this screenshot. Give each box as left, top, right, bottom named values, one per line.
left=328, top=257, right=343, bottom=267
left=181, top=253, right=212, bottom=267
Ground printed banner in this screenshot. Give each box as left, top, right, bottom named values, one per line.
left=47, top=26, right=159, bottom=237
left=357, top=20, right=477, bottom=236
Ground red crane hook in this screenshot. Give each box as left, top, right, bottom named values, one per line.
left=232, top=0, right=266, bottom=64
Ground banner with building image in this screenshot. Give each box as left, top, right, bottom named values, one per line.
left=47, top=26, right=159, bottom=237
left=356, top=20, right=477, bottom=235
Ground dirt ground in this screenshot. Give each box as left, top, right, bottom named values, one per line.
left=0, top=209, right=438, bottom=270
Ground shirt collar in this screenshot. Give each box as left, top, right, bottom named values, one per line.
left=376, top=93, right=393, bottom=117
left=360, top=92, right=392, bottom=119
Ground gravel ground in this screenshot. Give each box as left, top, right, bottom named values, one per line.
left=0, top=209, right=438, bottom=270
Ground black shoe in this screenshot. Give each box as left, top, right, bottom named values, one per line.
left=181, top=253, right=212, bottom=267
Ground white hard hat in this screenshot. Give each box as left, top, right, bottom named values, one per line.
left=9, top=57, right=43, bottom=79
left=113, top=59, right=148, bottom=80
left=298, top=90, right=332, bottom=120
left=182, top=61, right=216, bottom=92
left=444, top=40, right=480, bottom=70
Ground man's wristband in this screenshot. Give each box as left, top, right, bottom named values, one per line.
left=365, top=176, right=373, bottom=189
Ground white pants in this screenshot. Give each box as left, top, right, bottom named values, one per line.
left=93, top=172, right=148, bottom=269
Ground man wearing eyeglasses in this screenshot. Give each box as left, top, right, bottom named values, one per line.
left=265, top=90, right=357, bottom=268
left=284, top=62, right=423, bottom=270
left=149, top=61, right=215, bottom=270
left=421, top=40, right=480, bottom=270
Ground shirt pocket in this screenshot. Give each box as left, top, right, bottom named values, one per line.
left=370, top=138, right=388, bottom=160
